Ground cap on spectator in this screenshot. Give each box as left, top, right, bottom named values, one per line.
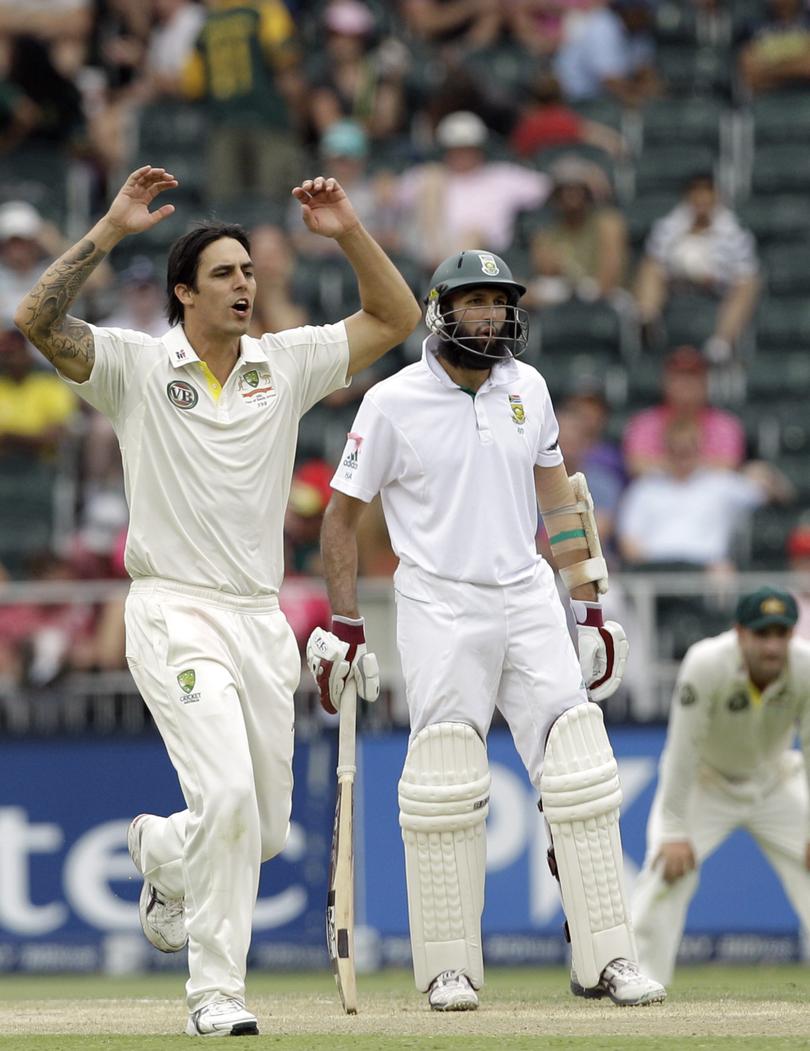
left=320, top=120, right=368, bottom=159
left=120, top=255, right=158, bottom=287
left=289, top=460, right=334, bottom=517
left=788, top=525, right=810, bottom=560
left=735, top=586, right=798, bottom=630
left=664, top=345, right=708, bottom=373
left=436, top=111, right=488, bottom=150
left=324, top=0, right=375, bottom=35
left=0, top=201, right=43, bottom=241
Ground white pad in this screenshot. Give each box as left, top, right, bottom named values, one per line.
left=398, top=722, right=490, bottom=991
left=540, top=703, right=635, bottom=988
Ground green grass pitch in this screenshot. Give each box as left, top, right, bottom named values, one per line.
left=0, top=965, right=807, bottom=1050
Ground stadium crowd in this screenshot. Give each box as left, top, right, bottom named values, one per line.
left=1, top=0, right=810, bottom=707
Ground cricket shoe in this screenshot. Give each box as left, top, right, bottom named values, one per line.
left=570, top=958, right=666, bottom=1006
left=428, top=969, right=479, bottom=1011
left=186, top=998, right=259, bottom=1037
left=127, top=814, right=187, bottom=954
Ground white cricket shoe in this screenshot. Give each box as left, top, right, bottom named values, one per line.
left=185, top=998, right=259, bottom=1037
left=127, top=814, right=187, bottom=954
left=570, top=958, right=666, bottom=1006
left=428, top=969, right=479, bottom=1011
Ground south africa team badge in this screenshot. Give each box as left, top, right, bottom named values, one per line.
left=509, top=394, right=526, bottom=425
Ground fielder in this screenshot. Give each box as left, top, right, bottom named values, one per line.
left=633, top=586, right=810, bottom=986
left=306, top=250, right=665, bottom=1010
left=14, top=167, right=420, bottom=1036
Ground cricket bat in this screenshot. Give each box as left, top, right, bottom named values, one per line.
left=326, top=675, right=358, bottom=1014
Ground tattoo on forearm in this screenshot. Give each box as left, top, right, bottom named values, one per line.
left=20, top=238, right=106, bottom=368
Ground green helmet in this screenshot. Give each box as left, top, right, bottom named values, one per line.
left=424, top=250, right=529, bottom=361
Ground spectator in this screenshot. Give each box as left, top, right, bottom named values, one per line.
left=288, top=121, right=400, bottom=257
left=633, top=174, right=761, bottom=363
left=617, top=418, right=793, bottom=576
left=739, top=0, right=810, bottom=95
left=0, top=0, right=92, bottom=45
left=141, top=0, right=207, bottom=100
left=307, top=1, right=409, bottom=145
left=787, top=523, right=810, bottom=641
left=6, top=32, right=85, bottom=147
left=525, top=155, right=628, bottom=308
left=504, top=0, right=586, bottom=58
left=509, top=71, right=625, bottom=159
left=395, top=109, right=550, bottom=269
left=0, top=37, right=40, bottom=154
left=102, top=256, right=169, bottom=337
left=0, top=326, right=76, bottom=461
left=180, top=0, right=304, bottom=202
left=398, top=0, right=502, bottom=55
left=554, top=0, right=659, bottom=106
left=622, top=345, right=746, bottom=477
left=248, top=224, right=309, bottom=336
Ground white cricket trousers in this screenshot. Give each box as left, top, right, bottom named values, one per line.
left=633, top=750, right=810, bottom=986
left=124, top=579, right=301, bottom=1012
left=394, top=559, right=588, bottom=785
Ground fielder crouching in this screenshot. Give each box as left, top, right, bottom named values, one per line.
left=308, top=250, right=665, bottom=1010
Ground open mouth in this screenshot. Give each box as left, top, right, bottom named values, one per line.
left=231, top=298, right=250, bottom=318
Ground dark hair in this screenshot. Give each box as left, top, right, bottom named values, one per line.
left=166, top=222, right=251, bottom=327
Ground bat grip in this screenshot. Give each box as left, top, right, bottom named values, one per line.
left=337, top=677, right=358, bottom=774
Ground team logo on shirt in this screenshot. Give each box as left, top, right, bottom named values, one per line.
left=509, top=394, right=526, bottom=425
left=167, top=380, right=198, bottom=410
left=679, top=683, right=697, bottom=706
left=177, top=668, right=201, bottom=703
left=478, top=253, right=500, bottom=277
left=727, top=689, right=750, bottom=712
left=238, top=367, right=276, bottom=405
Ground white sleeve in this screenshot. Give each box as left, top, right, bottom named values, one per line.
left=330, top=395, right=409, bottom=503
left=267, top=322, right=350, bottom=416
left=534, top=379, right=564, bottom=467
left=60, top=325, right=148, bottom=423
left=657, top=647, right=713, bottom=840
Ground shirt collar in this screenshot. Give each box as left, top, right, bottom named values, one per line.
left=421, top=335, right=521, bottom=392
left=162, top=325, right=270, bottom=369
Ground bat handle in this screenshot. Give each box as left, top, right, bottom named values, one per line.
left=337, top=764, right=356, bottom=780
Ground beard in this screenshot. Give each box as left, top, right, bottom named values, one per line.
left=437, top=337, right=494, bottom=371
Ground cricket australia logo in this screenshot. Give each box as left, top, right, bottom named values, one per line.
left=478, top=253, right=500, bottom=276
left=167, top=380, right=198, bottom=410
left=238, top=367, right=276, bottom=405
left=177, top=668, right=201, bottom=704
left=509, top=393, right=526, bottom=425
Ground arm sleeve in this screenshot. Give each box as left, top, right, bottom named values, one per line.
left=269, top=322, right=350, bottom=416
left=534, top=379, right=564, bottom=467
left=657, top=649, right=714, bottom=840
left=330, top=396, right=409, bottom=503
left=726, top=225, right=759, bottom=281
left=59, top=325, right=147, bottom=423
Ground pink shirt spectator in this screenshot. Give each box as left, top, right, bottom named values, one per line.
left=623, top=406, right=745, bottom=474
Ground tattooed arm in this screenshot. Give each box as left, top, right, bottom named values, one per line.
left=14, top=166, right=178, bottom=383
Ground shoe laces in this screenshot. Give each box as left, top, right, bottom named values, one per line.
left=605, top=958, right=640, bottom=979
left=206, top=997, right=246, bottom=1016
left=433, top=969, right=468, bottom=989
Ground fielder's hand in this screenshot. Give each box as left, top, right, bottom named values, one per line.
left=572, top=600, right=629, bottom=702
left=306, top=616, right=380, bottom=714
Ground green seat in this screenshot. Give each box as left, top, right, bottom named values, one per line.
left=137, top=101, right=208, bottom=153
left=774, top=455, right=810, bottom=499
left=763, top=242, right=810, bottom=295
left=534, top=301, right=623, bottom=357
left=641, top=97, right=726, bottom=150
left=629, top=192, right=681, bottom=247
left=756, top=297, right=810, bottom=352
left=655, top=45, right=733, bottom=98
left=747, top=352, right=810, bottom=400
left=752, top=92, right=810, bottom=144
left=662, top=292, right=718, bottom=347
left=570, top=97, right=625, bottom=131
left=737, top=196, right=810, bottom=246
left=633, top=144, right=717, bottom=196
left=751, top=145, right=810, bottom=195
left=0, top=147, right=68, bottom=225
left=0, top=461, right=55, bottom=576
left=653, top=1, right=699, bottom=44
left=746, top=505, right=796, bottom=570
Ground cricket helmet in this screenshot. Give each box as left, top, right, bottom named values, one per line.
left=424, top=250, right=529, bottom=361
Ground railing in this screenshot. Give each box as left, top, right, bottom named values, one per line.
left=0, top=571, right=805, bottom=735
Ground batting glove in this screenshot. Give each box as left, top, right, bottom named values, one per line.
left=571, top=600, right=629, bottom=703
left=306, top=616, right=380, bottom=714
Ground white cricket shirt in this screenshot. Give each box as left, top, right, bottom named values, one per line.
left=65, top=322, right=349, bottom=596
left=658, top=629, right=810, bottom=840
left=331, top=336, right=563, bottom=586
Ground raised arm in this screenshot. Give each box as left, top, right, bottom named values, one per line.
left=14, top=166, right=177, bottom=382
left=291, top=176, right=421, bottom=377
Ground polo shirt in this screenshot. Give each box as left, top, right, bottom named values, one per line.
left=64, top=322, right=349, bottom=596
left=331, top=337, right=563, bottom=586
